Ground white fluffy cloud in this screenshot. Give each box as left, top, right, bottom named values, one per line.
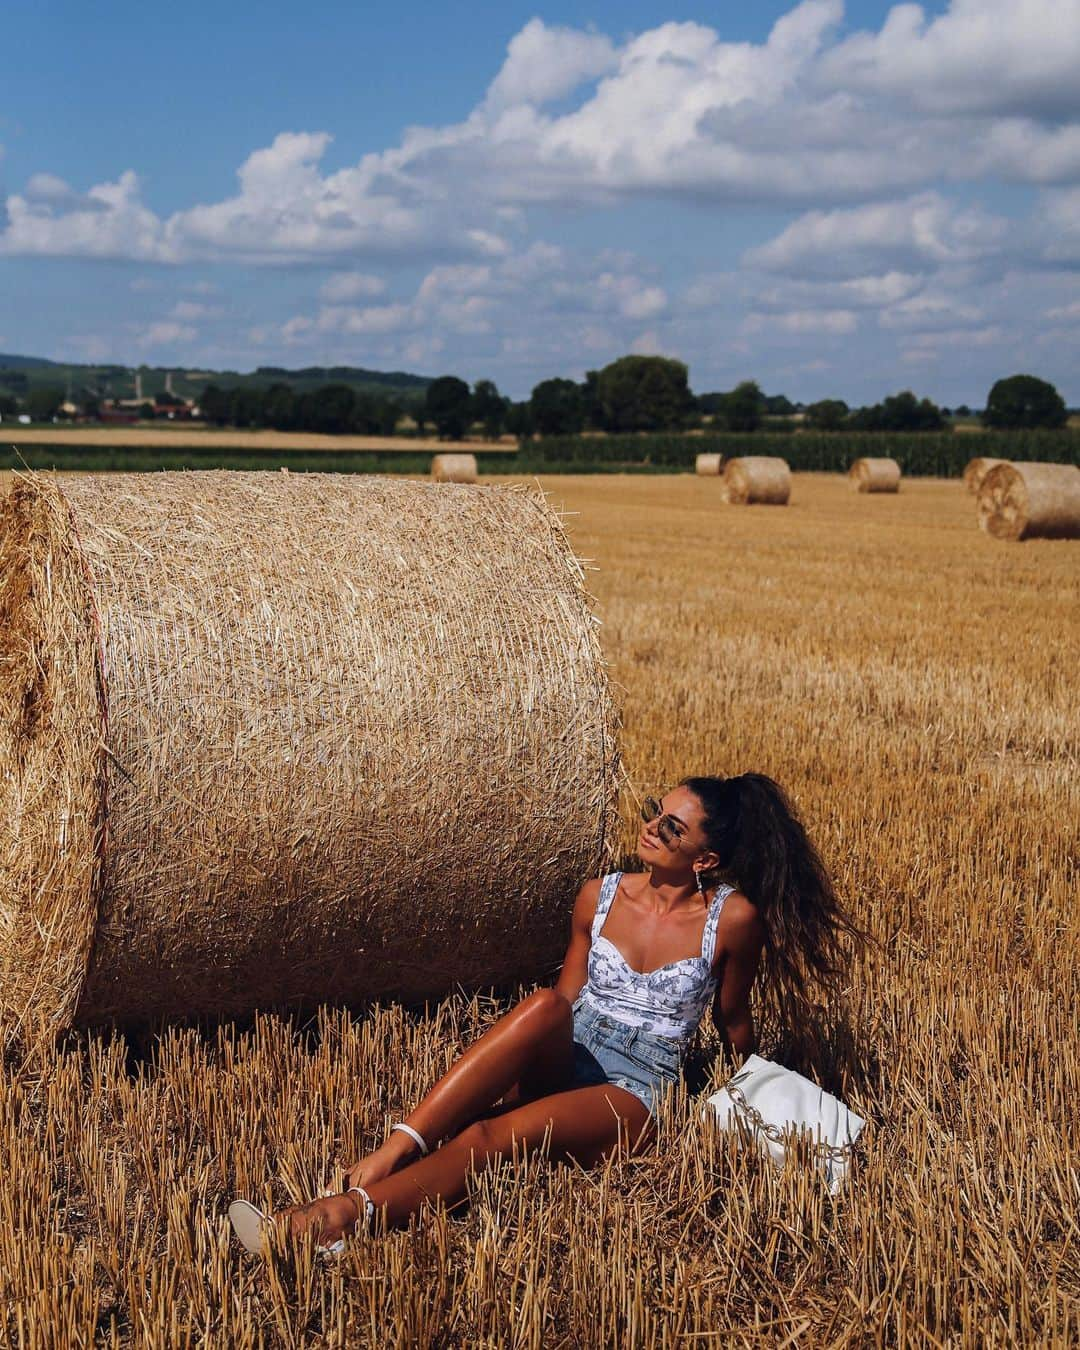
left=821, top=0, right=1080, bottom=116
left=163, top=132, right=432, bottom=262
left=744, top=193, right=1009, bottom=279
left=2, top=170, right=172, bottom=261
left=484, top=18, right=617, bottom=112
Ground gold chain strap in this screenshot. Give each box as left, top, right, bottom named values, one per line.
left=724, top=1078, right=857, bottom=1165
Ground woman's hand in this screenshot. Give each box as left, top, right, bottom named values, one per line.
left=342, top=1131, right=422, bottom=1192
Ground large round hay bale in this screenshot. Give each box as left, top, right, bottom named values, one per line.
left=431, top=453, right=478, bottom=484
left=722, top=457, right=791, bottom=505
left=695, top=453, right=723, bottom=476
left=849, top=457, right=900, bottom=493
left=976, top=461, right=1080, bottom=541
left=963, top=457, right=1006, bottom=494
left=0, top=471, right=619, bottom=1036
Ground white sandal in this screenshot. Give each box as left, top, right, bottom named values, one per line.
left=228, top=1199, right=269, bottom=1255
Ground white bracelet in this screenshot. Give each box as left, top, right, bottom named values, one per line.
left=390, top=1122, right=430, bottom=1156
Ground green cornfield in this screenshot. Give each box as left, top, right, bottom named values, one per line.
left=3, top=429, right=1077, bottom=477
left=521, top=429, right=1080, bottom=475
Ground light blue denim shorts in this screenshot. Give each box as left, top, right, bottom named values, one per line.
left=570, top=997, right=683, bottom=1117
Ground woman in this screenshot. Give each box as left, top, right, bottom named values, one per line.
left=229, top=773, right=861, bottom=1254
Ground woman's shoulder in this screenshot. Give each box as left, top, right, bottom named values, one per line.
left=575, top=875, right=604, bottom=903
left=715, top=887, right=765, bottom=949
left=570, top=874, right=606, bottom=928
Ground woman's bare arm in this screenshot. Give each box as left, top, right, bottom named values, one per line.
left=711, top=894, right=766, bottom=1058
left=553, top=878, right=601, bottom=1004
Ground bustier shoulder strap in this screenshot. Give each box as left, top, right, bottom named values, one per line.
left=591, top=872, right=623, bottom=940
left=701, top=882, right=735, bottom=966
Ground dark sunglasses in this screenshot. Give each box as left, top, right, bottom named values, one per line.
left=641, top=796, right=687, bottom=848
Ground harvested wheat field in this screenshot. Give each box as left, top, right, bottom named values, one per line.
left=2, top=428, right=511, bottom=453
left=2, top=473, right=1078, bottom=1347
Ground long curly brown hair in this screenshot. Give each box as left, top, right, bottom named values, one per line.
left=682, top=773, right=867, bottom=1045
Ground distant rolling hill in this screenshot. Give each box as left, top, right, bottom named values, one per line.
left=0, top=353, right=66, bottom=370
left=0, top=355, right=432, bottom=403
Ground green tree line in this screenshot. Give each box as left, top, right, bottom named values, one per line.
left=199, top=382, right=406, bottom=436
left=5, top=360, right=1071, bottom=442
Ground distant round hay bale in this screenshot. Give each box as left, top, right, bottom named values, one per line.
left=722, top=457, right=791, bottom=505
left=432, top=453, right=478, bottom=484
left=849, top=457, right=900, bottom=493
left=0, top=471, right=619, bottom=1036
left=963, top=457, right=1007, bottom=494
left=695, top=453, right=723, bottom=476
left=976, top=461, right=1080, bottom=541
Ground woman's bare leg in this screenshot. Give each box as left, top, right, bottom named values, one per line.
left=344, top=988, right=575, bottom=1188
left=291, top=1081, right=651, bottom=1244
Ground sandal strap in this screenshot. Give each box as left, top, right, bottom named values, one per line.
left=390, top=1122, right=430, bottom=1156
left=346, top=1185, right=375, bottom=1234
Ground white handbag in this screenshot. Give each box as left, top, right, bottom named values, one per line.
left=704, top=1054, right=865, bottom=1194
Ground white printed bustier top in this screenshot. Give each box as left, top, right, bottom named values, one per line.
left=577, top=872, right=733, bottom=1042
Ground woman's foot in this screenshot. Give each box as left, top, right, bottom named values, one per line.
left=280, top=1193, right=362, bottom=1248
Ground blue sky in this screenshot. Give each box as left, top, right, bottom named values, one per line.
left=3, top=0, right=1080, bottom=403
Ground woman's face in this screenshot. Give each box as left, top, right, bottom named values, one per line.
left=637, top=785, right=710, bottom=870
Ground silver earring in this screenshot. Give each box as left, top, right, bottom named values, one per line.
left=695, top=870, right=705, bottom=896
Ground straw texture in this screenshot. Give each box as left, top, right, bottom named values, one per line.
left=722, top=457, right=791, bottom=505
left=963, top=457, right=1006, bottom=494
left=0, top=471, right=619, bottom=1036
left=977, top=461, right=1080, bottom=541
left=0, top=480, right=104, bottom=1046
left=431, top=453, right=478, bottom=483
left=849, top=457, right=900, bottom=493
left=695, top=453, right=723, bottom=476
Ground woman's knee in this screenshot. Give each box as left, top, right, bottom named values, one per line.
left=455, top=1112, right=541, bottom=1163
left=454, top=1117, right=498, bottom=1162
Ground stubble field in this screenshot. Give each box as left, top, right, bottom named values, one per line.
left=1, top=428, right=509, bottom=452
left=2, top=472, right=1078, bottom=1346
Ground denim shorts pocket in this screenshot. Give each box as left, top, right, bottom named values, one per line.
left=624, top=1033, right=680, bottom=1081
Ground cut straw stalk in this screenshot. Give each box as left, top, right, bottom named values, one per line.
left=431, top=453, right=478, bottom=483
left=0, top=471, right=619, bottom=1035
left=976, top=461, right=1080, bottom=541
left=722, top=457, right=791, bottom=505
left=849, top=458, right=900, bottom=493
